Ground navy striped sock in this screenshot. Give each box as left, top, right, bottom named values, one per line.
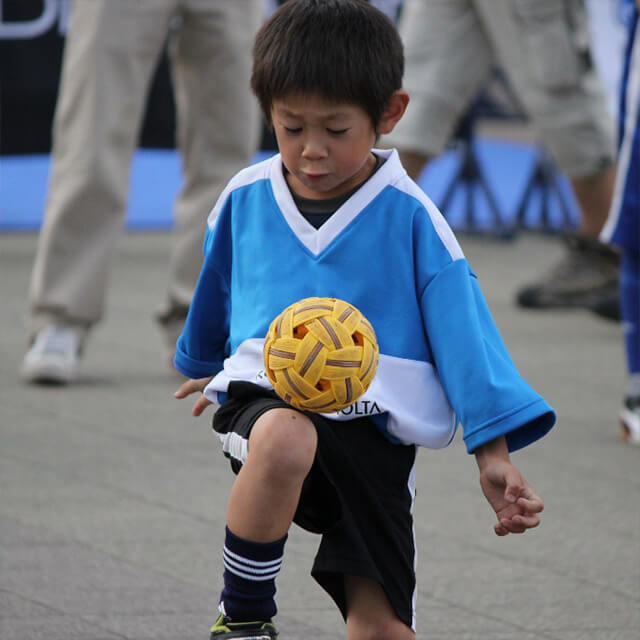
left=219, top=527, right=287, bottom=622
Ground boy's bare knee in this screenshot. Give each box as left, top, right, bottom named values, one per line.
left=249, top=408, right=317, bottom=480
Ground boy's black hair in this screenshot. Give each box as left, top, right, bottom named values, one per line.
left=251, top=0, right=404, bottom=128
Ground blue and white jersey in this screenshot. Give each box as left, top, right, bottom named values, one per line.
left=175, top=149, right=555, bottom=453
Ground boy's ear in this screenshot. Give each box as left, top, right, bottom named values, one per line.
left=377, top=90, right=410, bottom=135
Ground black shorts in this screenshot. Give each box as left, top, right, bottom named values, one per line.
left=212, top=381, right=417, bottom=629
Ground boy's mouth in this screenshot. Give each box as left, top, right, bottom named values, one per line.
left=303, top=172, right=329, bottom=181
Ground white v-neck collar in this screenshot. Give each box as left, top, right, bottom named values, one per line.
left=269, top=148, right=404, bottom=256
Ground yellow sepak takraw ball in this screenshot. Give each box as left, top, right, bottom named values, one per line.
left=263, top=297, right=379, bottom=412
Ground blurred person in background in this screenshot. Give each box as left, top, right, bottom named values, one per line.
left=586, top=0, right=630, bottom=121
left=21, top=0, right=263, bottom=384
left=599, top=0, right=640, bottom=444
left=264, top=0, right=403, bottom=18
left=384, top=0, right=619, bottom=314
left=369, top=0, right=403, bottom=19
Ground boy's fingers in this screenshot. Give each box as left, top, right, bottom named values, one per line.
left=512, top=513, right=541, bottom=529
left=499, top=518, right=527, bottom=534
left=192, top=395, right=213, bottom=417
left=499, top=512, right=541, bottom=534
left=503, top=467, right=525, bottom=504
left=174, top=382, right=193, bottom=398
left=174, top=378, right=206, bottom=398
left=502, top=472, right=543, bottom=512
left=517, top=495, right=544, bottom=514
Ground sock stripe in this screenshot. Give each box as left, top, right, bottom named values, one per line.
left=223, top=560, right=282, bottom=581
left=223, top=548, right=282, bottom=581
left=223, top=557, right=282, bottom=578
left=223, top=562, right=281, bottom=582
left=223, top=554, right=282, bottom=578
left=223, top=546, right=284, bottom=569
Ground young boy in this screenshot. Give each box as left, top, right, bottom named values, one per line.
left=174, top=1, right=556, bottom=638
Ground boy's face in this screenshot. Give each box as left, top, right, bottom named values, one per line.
left=271, top=94, right=378, bottom=200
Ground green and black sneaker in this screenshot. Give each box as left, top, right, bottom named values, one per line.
left=210, top=614, right=278, bottom=639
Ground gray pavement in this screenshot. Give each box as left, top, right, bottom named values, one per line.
left=1, top=230, right=638, bottom=640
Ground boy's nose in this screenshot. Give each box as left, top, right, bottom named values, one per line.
left=301, top=138, right=327, bottom=159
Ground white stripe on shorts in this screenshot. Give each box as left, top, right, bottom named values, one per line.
left=219, top=431, right=249, bottom=464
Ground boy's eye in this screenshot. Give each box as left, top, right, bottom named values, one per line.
left=284, top=126, right=302, bottom=134
left=327, top=128, right=348, bottom=135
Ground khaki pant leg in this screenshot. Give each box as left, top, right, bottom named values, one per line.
left=384, top=0, right=494, bottom=156
left=29, top=0, right=175, bottom=331
left=475, top=0, right=615, bottom=177
left=165, top=0, right=263, bottom=309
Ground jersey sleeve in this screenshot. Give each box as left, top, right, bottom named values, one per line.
left=173, top=199, right=233, bottom=379
left=421, top=258, right=556, bottom=453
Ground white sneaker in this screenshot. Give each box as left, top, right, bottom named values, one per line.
left=620, top=396, right=640, bottom=446
left=21, top=326, right=84, bottom=384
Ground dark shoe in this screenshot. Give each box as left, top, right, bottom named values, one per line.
left=516, top=234, right=619, bottom=310
left=589, top=292, right=621, bottom=322
left=210, top=614, right=278, bottom=639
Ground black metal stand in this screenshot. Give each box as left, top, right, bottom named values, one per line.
left=438, top=111, right=513, bottom=239
left=514, top=148, right=575, bottom=233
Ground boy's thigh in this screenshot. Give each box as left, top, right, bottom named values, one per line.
left=389, top=0, right=493, bottom=155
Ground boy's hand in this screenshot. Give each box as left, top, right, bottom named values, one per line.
left=479, top=460, right=543, bottom=536
left=475, top=437, right=544, bottom=536
left=174, top=377, right=214, bottom=416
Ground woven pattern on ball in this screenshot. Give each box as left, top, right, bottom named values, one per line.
left=264, top=297, right=379, bottom=412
